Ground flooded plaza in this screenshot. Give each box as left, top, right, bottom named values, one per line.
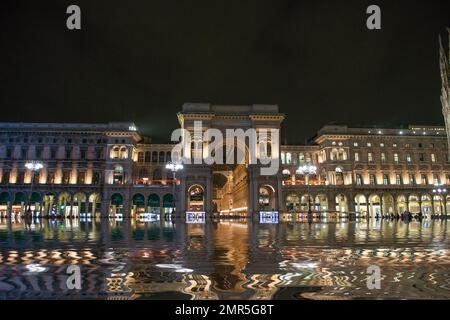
left=1, top=217, right=450, bottom=300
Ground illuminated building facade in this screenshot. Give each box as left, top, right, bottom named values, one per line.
left=1, top=112, right=450, bottom=219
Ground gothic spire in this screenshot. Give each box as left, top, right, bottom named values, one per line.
left=440, top=29, right=450, bottom=151
left=439, top=32, right=449, bottom=89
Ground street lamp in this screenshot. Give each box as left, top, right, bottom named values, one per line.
left=24, top=161, right=44, bottom=217
left=297, top=164, right=317, bottom=217
left=432, top=185, right=447, bottom=218
left=165, top=161, right=183, bottom=218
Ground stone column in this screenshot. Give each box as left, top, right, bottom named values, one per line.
left=123, top=198, right=131, bottom=219
left=277, top=176, right=283, bottom=212
left=7, top=201, right=12, bottom=219
left=348, top=195, right=356, bottom=219
left=206, top=174, right=212, bottom=214
left=101, top=200, right=109, bottom=218
left=92, top=201, right=97, bottom=218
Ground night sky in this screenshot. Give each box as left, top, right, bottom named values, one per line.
left=1, top=0, right=449, bottom=144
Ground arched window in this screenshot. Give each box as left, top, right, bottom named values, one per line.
left=286, top=153, right=292, bottom=164
left=119, top=146, right=128, bottom=159
left=330, top=149, right=338, bottom=161
left=113, top=165, right=124, bottom=185
left=299, top=153, right=305, bottom=164
left=188, top=185, right=205, bottom=211
left=152, top=151, right=158, bottom=163
left=281, top=152, right=286, bottom=165
left=137, top=152, right=144, bottom=163
left=159, top=151, right=165, bottom=163
left=292, top=153, right=298, bottom=165
left=305, top=153, right=312, bottom=164
left=166, top=151, right=172, bottom=163
left=111, top=146, right=120, bottom=159
left=145, top=151, right=151, bottom=163
left=338, top=148, right=347, bottom=161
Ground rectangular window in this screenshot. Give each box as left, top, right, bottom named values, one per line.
left=80, top=148, right=87, bottom=160
left=354, top=152, right=359, bottom=162
left=421, top=174, right=427, bottom=185
left=356, top=174, right=362, bottom=186
left=383, top=174, right=389, bottom=185
left=299, top=153, right=305, bottom=163
left=406, top=154, right=412, bottom=163
left=431, top=154, right=436, bottom=162
left=381, top=153, right=386, bottom=163
left=368, top=152, right=373, bottom=163
left=434, top=174, right=440, bottom=185
left=50, top=147, right=57, bottom=159
left=36, top=147, right=43, bottom=159
left=370, top=174, right=376, bottom=185
left=394, top=153, right=399, bottom=164
left=409, top=174, right=415, bottom=185
left=47, top=172, right=55, bottom=184
left=65, top=147, right=72, bottom=160
left=396, top=174, right=402, bottom=185
left=96, top=148, right=103, bottom=159
left=77, top=172, right=86, bottom=184
left=62, top=171, right=71, bottom=184
left=419, top=153, right=424, bottom=161
left=22, top=147, right=28, bottom=159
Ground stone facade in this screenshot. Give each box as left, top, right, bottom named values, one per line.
left=1, top=108, right=450, bottom=219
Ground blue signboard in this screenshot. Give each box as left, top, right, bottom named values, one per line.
left=259, top=211, right=279, bottom=224
left=186, top=212, right=206, bottom=224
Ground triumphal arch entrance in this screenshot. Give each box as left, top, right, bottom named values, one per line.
left=175, top=103, right=285, bottom=217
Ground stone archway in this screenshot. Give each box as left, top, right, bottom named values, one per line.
left=397, top=195, right=407, bottom=214
left=188, top=185, right=205, bottom=212
left=315, top=194, right=328, bottom=212
left=258, top=185, right=276, bottom=211
left=408, top=194, right=420, bottom=214
left=355, top=194, right=368, bottom=218
left=286, top=193, right=300, bottom=212
left=368, top=194, right=381, bottom=218
left=335, top=194, right=348, bottom=215
left=382, top=194, right=395, bottom=215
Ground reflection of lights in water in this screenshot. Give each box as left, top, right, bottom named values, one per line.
left=155, top=263, right=193, bottom=273
left=25, top=263, right=47, bottom=273
left=291, top=262, right=318, bottom=270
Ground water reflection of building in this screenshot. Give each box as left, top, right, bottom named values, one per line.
left=2, top=219, right=450, bottom=299
left=2, top=33, right=450, bottom=219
